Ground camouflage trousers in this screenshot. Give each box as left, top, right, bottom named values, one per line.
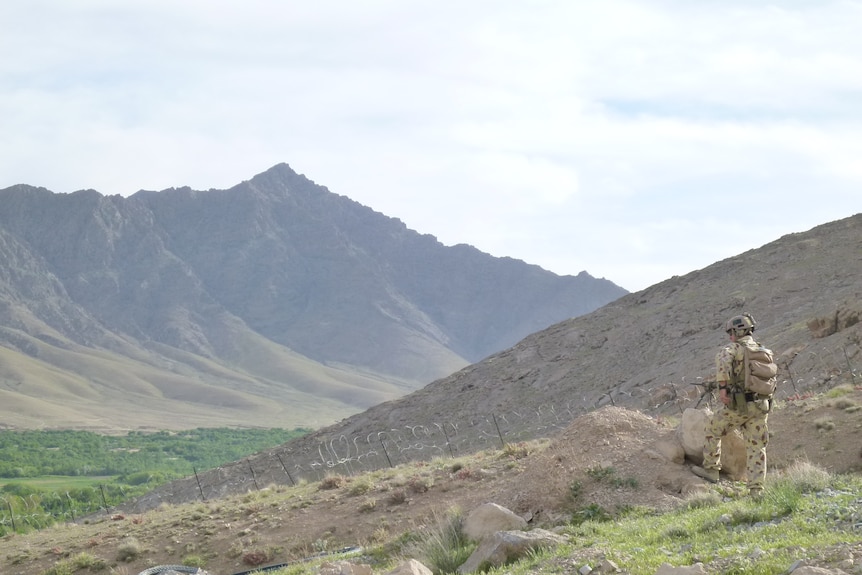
left=702, top=402, right=769, bottom=489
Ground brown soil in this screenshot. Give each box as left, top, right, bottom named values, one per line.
left=2, top=389, right=861, bottom=575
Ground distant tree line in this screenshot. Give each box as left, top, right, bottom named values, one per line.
left=0, top=427, right=309, bottom=534
left=0, top=427, right=309, bottom=482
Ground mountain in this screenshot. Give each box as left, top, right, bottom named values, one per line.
left=127, top=212, right=861, bottom=510
left=3, top=215, right=861, bottom=575
left=0, top=164, right=626, bottom=432
left=289, top=212, right=862, bottom=440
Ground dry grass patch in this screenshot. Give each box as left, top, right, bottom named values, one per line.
left=319, top=474, right=346, bottom=490
left=814, top=417, right=836, bottom=431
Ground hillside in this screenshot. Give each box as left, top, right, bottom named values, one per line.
left=0, top=164, right=625, bottom=432
left=298, top=212, right=862, bottom=439
left=1, top=214, right=860, bottom=575
left=120, top=213, right=862, bottom=511
left=1, top=389, right=860, bottom=575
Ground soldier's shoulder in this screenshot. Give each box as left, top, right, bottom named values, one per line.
left=716, top=342, right=738, bottom=359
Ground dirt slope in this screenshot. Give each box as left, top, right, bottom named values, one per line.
left=2, top=388, right=860, bottom=575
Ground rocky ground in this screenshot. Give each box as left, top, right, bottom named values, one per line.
left=1, top=386, right=861, bottom=575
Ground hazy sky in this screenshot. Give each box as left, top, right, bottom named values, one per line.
left=3, top=1, right=861, bottom=292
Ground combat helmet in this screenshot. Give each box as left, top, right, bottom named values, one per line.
left=725, top=313, right=756, bottom=337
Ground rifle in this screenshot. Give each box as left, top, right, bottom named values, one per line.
left=691, top=378, right=716, bottom=408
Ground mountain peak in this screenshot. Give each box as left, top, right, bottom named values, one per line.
left=0, top=166, right=626, bottom=431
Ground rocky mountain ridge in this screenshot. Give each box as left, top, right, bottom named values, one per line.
left=111, top=212, right=862, bottom=515
left=0, top=164, right=625, bottom=431
left=276, top=212, right=861, bottom=442
left=1, top=212, right=861, bottom=575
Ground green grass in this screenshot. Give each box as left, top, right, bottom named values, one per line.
left=544, top=465, right=861, bottom=575
left=0, top=475, right=115, bottom=491
left=256, top=461, right=861, bottom=575
left=0, top=427, right=313, bottom=536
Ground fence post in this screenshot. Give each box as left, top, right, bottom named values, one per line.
left=782, top=361, right=799, bottom=394
left=99, top=485, right=109, bottom=515
left=492, top=413, right=506, bottom=449
left=66, top=492, right=76, bottom=522
left=193, top=467, right=206, bottom=501
left=247, top=459, right=260, bottom=490
left=275, top=453, right=296, bottom=486
left=379, top=436, right=394, bottom=468
left=844, top=346, right=857, bottom=384
left=3, top=497, right=15, bottom=532
left=441, top=424, right=455, bottom=458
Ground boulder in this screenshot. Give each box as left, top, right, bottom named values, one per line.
left=462, top=503, right=528, bottom=542
left=655, top=563, right=707, bottom=575
left=677, top=408, right=746, bottom=480
left=319, top=561, right=373, bottom=575
left=789, top=568, right=846, bottom=575
left=457, top=529, right=567, bottom=574
left=649, top=438, right=685, bottom=464
left=385, top=559, right=434, bottom=575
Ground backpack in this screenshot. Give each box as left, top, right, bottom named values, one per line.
left=743, top=343, right=778, bottom=396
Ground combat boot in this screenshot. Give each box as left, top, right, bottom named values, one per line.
left=691, top=465, right=720, bottom=483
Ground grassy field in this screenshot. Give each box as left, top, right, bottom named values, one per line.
left=0, top=475, right=115, bottom=491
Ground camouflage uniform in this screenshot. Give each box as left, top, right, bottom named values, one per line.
left=702, top=334, right=770, bottom=491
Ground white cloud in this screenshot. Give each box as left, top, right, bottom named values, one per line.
left=1, top=0, right=861, bottom=291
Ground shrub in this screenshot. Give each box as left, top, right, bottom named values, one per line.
left=371, top=526, right=389, bottom=543
left=568, top=479, right=583, bottom=501
left=388, top=488, right=408, bottom=505
left=454, top=468, right=473, bottom=480
left=769, top=460, right=831, bottom=494
left=116, top=538, right=143, bottom=562
left=684, top=490, right=722, bottom=509
left=242, top=548, right=272, bottom=566
left=405, top=507, right=475, bottom=575
left=71, top=552, right=104, bottom=569
left=814, top=417, right=835, bottom=431
left=319, top=474, right=346, bottom=490
left=407, top=474, right=433, bottom=493
left=348, top=477, right=374, bottom=496
left=825, top=384, right=854, bottom=398
left=227, top=542, right=244, bottom=558
left=611, top=476, right=639, bottom=489
left=359, top=497, right=377, bottom=512
left=40, top=565, right=72, bottom=575
left=571, top=504, right=611, bottom=525
left=586, top=466, right=615, bottom=481
left=502, top=442, right=530, bottom=460
left=182, top=554, right=206, bottom=568
left=833, top=397, right=861, bottom=411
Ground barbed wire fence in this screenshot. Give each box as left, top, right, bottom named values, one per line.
left=2, top=340, right=859, bottom=533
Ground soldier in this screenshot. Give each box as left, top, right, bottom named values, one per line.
left=691, top=313, right=771, bottom=497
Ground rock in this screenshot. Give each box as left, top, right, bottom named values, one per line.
left=462, top=503, right=528, bottom=542
left=319, top=560, right=373, bottom=575
left=385, top=558, right=434, bottom=575
left=677, top=408, right=746, bottom=480
left=789, top=567, right=846, bottom=575
left=791, top=565, right=845, bottom=575
left=457, top=529, right=567, bottom=574
left=136, top=569, right=209, bottom=575
left=651, top=438, right=685, bottom=464
left=654, top=563, right=707, bottom=575
left=807, top=303, right=861, bottom=338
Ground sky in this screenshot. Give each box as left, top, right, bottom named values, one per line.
left=2, top=1, right=861, bottom=292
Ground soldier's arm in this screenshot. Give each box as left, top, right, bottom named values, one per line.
left=715, top=346, right=735, bottom=405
